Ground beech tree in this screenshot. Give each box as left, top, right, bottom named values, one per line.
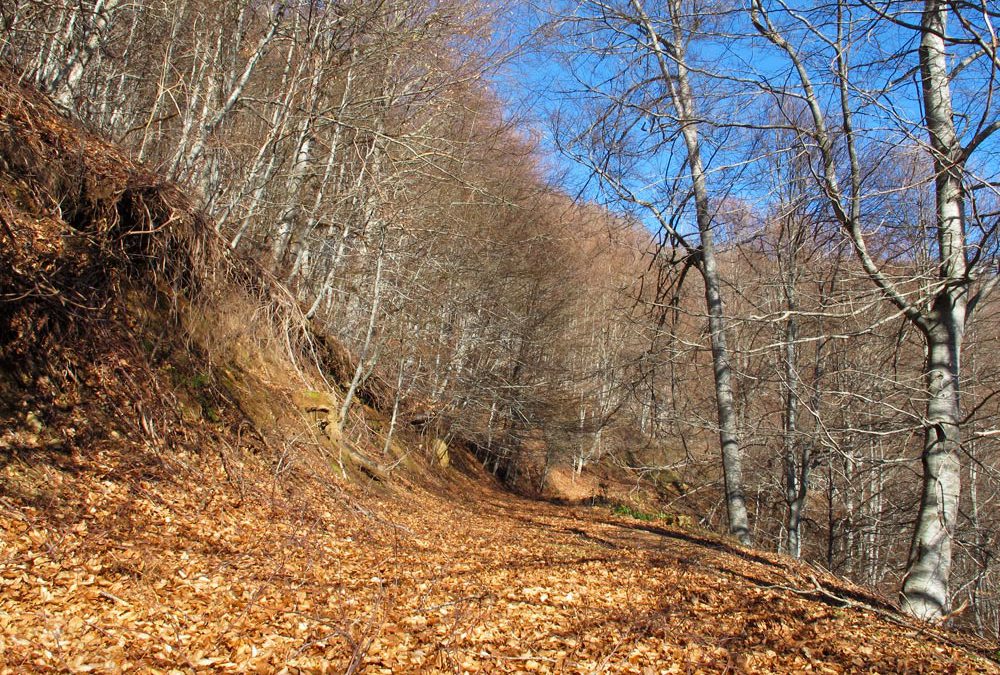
left=551, top=0, right=753, bottom=545
left=750, top=0, right=1000, bottom=620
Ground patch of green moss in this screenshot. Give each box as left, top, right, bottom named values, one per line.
left=611, top=503, right=663, bottom=521
left=164, top=365, right=221, bottom=424
left=610, top=503, right=690, bottom=527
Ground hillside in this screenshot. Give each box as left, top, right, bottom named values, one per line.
left=0, top=65, right=999, bottom=674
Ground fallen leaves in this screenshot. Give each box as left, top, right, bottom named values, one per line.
left=0, top=444, right=996, bottom=674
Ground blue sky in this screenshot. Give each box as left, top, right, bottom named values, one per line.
left=488, top=2, right=599, bottom=196
left=483, top=0, right=1000, bottom=256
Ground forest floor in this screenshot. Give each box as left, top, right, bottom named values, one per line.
left=2, top=439, right=997, bottom=674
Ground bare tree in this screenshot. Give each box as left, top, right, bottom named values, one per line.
left=750, top=0, right=1000, bottom=620
left=550, top=0, right=753, bottom=544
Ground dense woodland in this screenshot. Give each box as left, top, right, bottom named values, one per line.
left=2, top=0, right=999, bottom=638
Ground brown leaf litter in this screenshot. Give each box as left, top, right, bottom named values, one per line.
left=1, top=441, right=997, bottom=674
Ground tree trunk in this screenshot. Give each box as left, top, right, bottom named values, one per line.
left=338, top=231, right=386, bottom=434
left=631, top=0, right=751, bottom=545
left=700, top=242, right=751, bottom=545
left=272, top=128, right=313, bottom=268
left=902, top=302, right=963, bottom=620
left=751, top=0, right=984, bottom=617
left=784, top=312, right=804, bottom=559
left=48, top=0, right=122, bottom=109
left=900, top=0, right=967, bottom=621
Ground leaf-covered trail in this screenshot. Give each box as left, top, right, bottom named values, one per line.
left=0, top=445, right=996, bottom=673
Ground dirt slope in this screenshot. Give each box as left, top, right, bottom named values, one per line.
left=0, top=65, right=998, bottom=674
